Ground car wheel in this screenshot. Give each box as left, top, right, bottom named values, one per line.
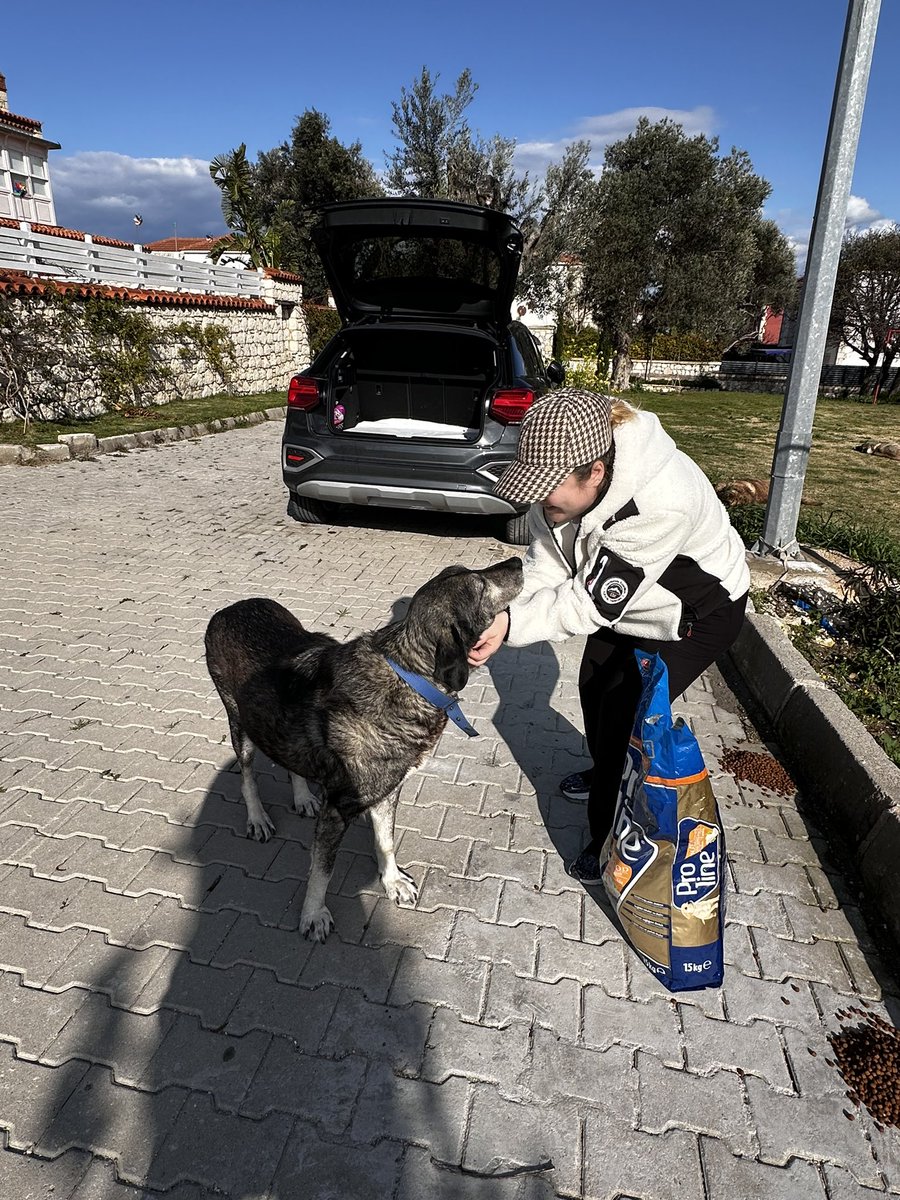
left=503, top=513, right=530, bottom=546
left=287, top=494, right=330, bottom=524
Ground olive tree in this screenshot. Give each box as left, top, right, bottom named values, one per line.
left=580, top=118, right=796, bottom=389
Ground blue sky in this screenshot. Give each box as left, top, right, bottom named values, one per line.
left=3, top=0, right=897, bottom=260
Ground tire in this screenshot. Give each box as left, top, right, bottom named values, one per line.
left=503, top=512, right=531, bottom=546
left=287, top=494, right=330, bottom=524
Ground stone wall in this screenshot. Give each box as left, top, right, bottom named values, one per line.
left=0, top=273, right=308, bottom=421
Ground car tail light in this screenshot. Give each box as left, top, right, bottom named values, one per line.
left=287, top=376, right=320, bottom=410
left=489, top=388, right=535, bottom=424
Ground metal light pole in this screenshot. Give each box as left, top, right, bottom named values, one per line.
left=753, top=0, right=882, bottom=560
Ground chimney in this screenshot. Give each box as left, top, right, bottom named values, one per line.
left=0, top=74, right=8, bottom=113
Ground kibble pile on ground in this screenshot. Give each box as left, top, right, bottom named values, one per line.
left=720, top=747, right=796, bottom=795
left=830, top=1007, right=900, bottom=1130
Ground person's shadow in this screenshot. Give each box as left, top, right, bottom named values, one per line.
left=484, top=635, right=617, bottom=919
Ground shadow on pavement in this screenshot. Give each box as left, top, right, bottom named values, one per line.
left=486, top=643, right=617, bottom=931
left=31, top=757, right=438, bottom=1196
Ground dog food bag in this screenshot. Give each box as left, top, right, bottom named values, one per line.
left=600, top=651, right=725, bottom=992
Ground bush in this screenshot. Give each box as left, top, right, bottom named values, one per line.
left=303, top=302, right=342, bottom=359
left=631, top=331, right=722, bottom=362
left=0, top=288, right=237, bottom=425
left=558, top=321, right=600, bottom=360
left=559, top=362, right=610, bottom=392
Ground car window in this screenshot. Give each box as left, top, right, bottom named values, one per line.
left=342, top=236, right=502, bottom=289
left=510, top=322, right=544, bottom=379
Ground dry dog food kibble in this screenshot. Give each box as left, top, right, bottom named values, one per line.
left=829, top=1009, right=900, bottom=1128
left=720, top=748, right=795, bottom=795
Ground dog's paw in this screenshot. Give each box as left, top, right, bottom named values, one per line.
left=294, top=793, right=322, bottom=818
left=247, top=813, right=275, bottom=842
left=300, top=906, right=334, bottom=942
left=383, top=867, right=418, bottom=907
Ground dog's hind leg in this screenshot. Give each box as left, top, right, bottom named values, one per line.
left=370, top=795, right=418, bottom=906
left=225, top=709, right=275, bottom=842
left=291, top=773, right=322, bottom=818
left=299, top=802, right=348, bottom=942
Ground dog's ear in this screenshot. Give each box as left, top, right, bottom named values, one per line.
left=434, top=623, right=470, bottom=694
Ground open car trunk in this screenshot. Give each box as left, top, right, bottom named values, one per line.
left=327, top=324, right=499, bottom=441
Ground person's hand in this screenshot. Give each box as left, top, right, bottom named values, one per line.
left=468, top=610, right=510, bottom=666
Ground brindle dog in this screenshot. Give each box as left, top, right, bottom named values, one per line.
left=205, top=558, right=523, bottom=941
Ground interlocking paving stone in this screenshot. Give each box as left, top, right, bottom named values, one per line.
left=3, top=424, right=900, bottom=1197
left=271, top=1123, right=404, bottom=1199
left=42, top=992, right=175, bottom=1087
left=582, top=1117, right=704, bottom=1200
left=0, top=972, right=88, bottom=1060
left=351, top=1064, right=469, bottom=1163
left=485, top=965, right=580, bottom=1041
left=388, top=947, right=487, bottom=1019
left=43, top=930, right=172, bottom=1010
left=637, top=1052, right=754, bottom=1156
left=680, top=1004, right=794, bottom=1090
left=582, top=986, right=682, bottom=1065
left=0, top=1145, right=93, bottom=1199
left=150, top=1091, right=293, bottom=1194
left=700, top=1136, right=829, bottom=1199
left=319, top=989, right=432, bottom=1073
left=463, top=1084, right=581, bottom=1194
left=422, top=1008, right=531, bottom=1094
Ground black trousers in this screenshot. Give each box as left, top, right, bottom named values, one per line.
left=578, top=593, right=748, bottom=849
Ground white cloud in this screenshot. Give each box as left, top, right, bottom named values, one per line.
left=515, top=105, right=717, bottom=175
left=50, top=151, right=227, bottom=243
left=769, top=193, right=898, bottom=274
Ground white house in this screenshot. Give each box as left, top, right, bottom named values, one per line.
left=144, top=234, right=247, bottom=269
left=0, top=72, right=59, bottom=226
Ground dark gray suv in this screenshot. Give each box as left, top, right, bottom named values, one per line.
left=281, top=198, right=562, bottom=545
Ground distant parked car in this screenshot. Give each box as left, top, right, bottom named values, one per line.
left=281, top=198, right=564, bottom=545
left=721, top=343, right=792, bottom=364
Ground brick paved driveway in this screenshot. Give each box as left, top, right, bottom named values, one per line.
left=1, top=422, right=899, bottom=1199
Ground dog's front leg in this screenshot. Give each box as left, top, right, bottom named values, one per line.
left=291, top=773, right=322, bottom=817
left=370, top=795, right=418, bottom=906
left=299, top=802, right=348, bottom=942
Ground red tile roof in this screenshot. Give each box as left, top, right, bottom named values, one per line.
left=145, top=235, right=232, bottom=252
left=0, top=109, right=43, bottom=133
left=0, top=269, right=273, bottom=311
left=0, top=216, right=135, bottom=249
left=263, top=267, right=304, bottom=283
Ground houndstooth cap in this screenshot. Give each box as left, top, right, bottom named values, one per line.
left=494, top=388, right=614, bottom=504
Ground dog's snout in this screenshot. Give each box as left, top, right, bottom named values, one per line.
left=488, top=556, right=523, bottom=575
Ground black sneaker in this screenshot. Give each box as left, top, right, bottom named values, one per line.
left=566, top=848, right=604, bottom=885
left=559, top=770, right=593, bottom=800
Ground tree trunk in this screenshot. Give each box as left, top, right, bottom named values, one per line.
left=860, top=358, right=879, bottom=397
left=610, top=332, right=632, bottom=391
left=875, top=351, right=897, bottom=399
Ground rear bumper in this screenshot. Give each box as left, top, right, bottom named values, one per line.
left=295, top=478, right=517, bottom=515
left=282, top=419, right=523, bottom=516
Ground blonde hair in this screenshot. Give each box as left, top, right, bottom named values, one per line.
left=611, top=397, right=638, bottom=427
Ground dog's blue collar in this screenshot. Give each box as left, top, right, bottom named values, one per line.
left=384, top=657, right=478, bottom=738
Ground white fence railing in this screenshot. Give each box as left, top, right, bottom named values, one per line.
left=0, top=221, right=262, bottom=298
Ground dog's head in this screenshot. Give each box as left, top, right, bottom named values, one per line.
left=404, top=557, right=524, bottom=693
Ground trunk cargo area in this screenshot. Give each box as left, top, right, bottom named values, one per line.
left=328, top=325, right=499, bottom=440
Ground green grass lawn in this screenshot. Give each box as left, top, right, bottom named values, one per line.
left=0, top=391, right=286, bottom=448
left=627, top=388, right=900, bottom=538
left=4, top=386, right=898, bottom=540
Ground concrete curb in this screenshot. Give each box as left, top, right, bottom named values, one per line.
left=0, top=406, right=288, bottom=466
left=727, top=612, right=900, bottom=945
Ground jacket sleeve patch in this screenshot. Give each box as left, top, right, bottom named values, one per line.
left=586, top=548, right=646, bottom=619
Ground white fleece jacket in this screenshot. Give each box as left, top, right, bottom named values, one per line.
left=507, top=404, right=750, bottom=646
